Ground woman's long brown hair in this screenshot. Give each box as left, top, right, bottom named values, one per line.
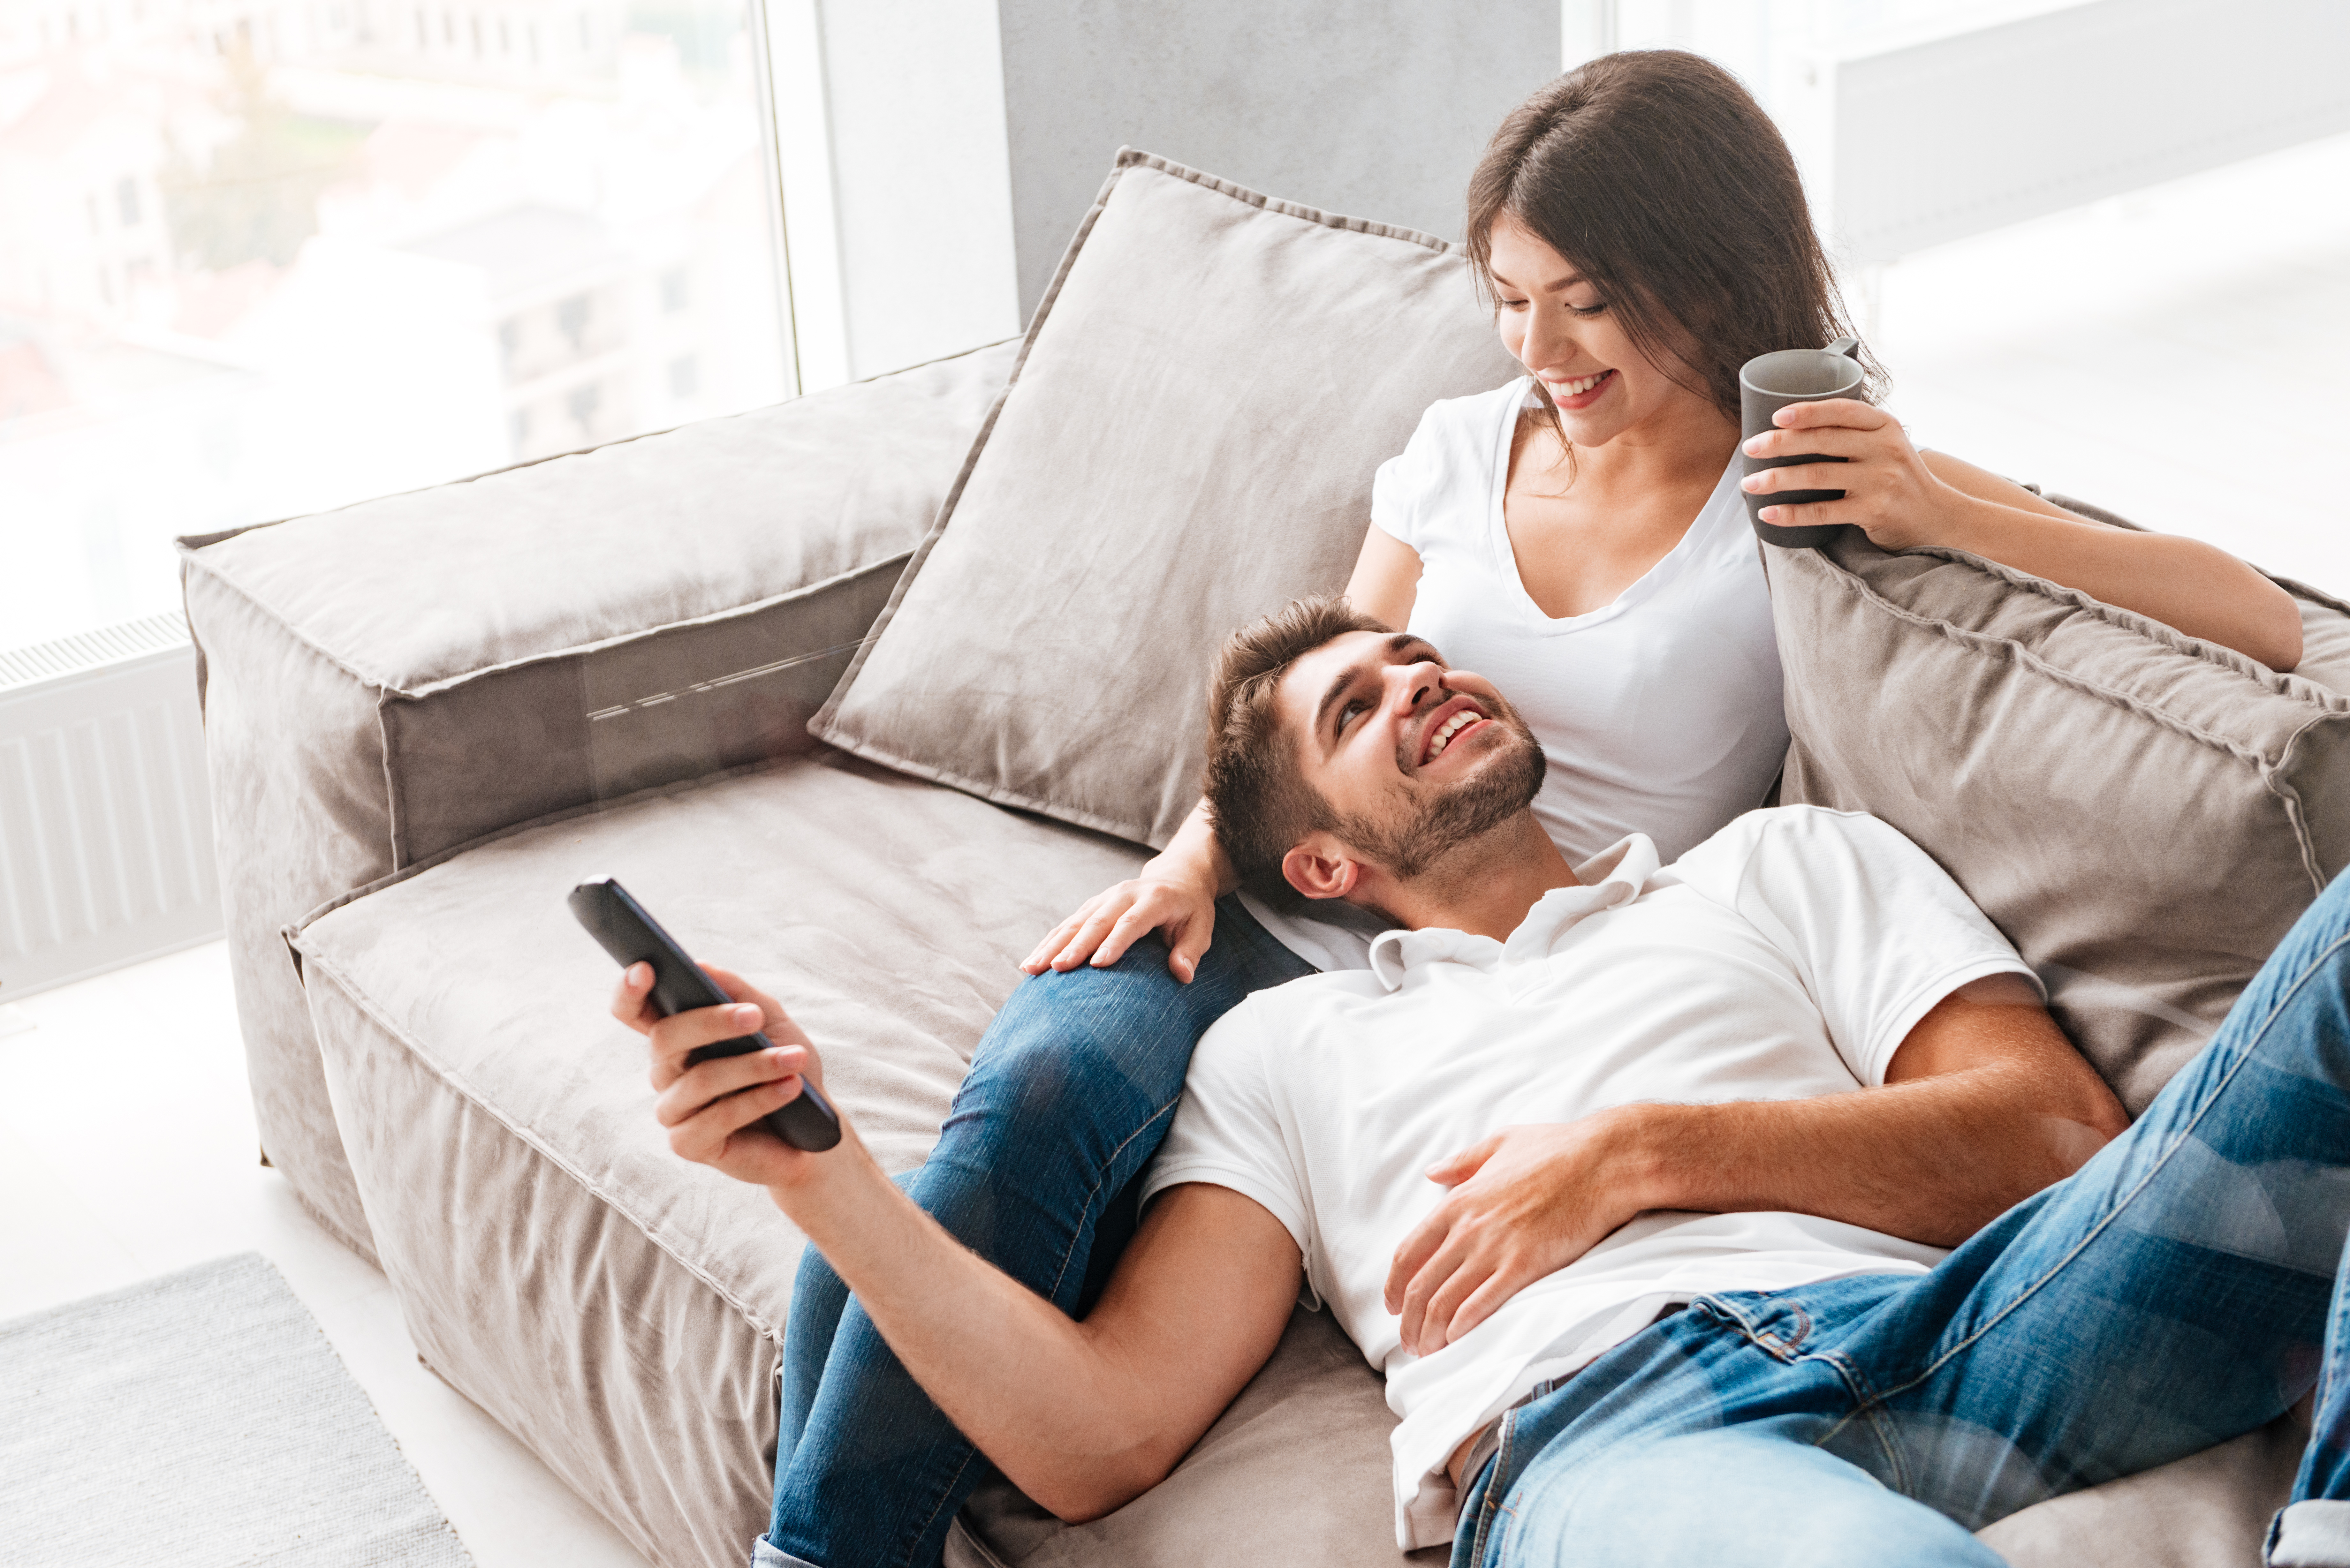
left=1466, top=50, right=1879, bottom=452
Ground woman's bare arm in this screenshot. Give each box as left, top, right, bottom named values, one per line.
left=1745, top=403, right=2303, bottom=671
left=1346, top=524, right=1424, bottom=630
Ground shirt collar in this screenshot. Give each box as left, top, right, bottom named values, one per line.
left=1365, top=834, right=1662, bottom=991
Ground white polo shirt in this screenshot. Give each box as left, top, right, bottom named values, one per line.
left=1142, top=807, right=2039, bottom=1549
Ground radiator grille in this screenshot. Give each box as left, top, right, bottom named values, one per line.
left=0, top=612, right=222, bottom=999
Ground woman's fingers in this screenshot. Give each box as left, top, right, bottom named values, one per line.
left=1023, top=905, right=1096, bottom=972
left=1768, top=396, right=1889, bottom=433
left=1165, top=912, right=1216, bottom=983
left=1743, top=459, right=1866, bottom=497
left=1053, top=901, right=1133, bottom=971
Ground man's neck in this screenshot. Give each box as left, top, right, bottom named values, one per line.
left=1366, top=815, right=1580, bottom=942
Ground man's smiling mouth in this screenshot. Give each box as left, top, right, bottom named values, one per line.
left=1422, top=705, right=1488, bottom=765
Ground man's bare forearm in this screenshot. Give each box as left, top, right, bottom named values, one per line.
left=773, top=1150, right=1170, bottom=1517
left=773, top=1158, right=1299, bottom=1520
left=1611, top=996, right=2127, bottom=1246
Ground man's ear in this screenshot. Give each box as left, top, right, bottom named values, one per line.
left=1282, top=832, right=1363, bottom=903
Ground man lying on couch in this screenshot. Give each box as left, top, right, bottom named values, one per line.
left=614, top=596, right=2350, bottom=1567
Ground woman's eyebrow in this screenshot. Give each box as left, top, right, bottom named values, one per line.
left=1488, top=268, right=1587, bottom=295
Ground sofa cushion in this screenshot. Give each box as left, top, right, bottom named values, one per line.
left=1768, top=509, right=2350, bottom=1113
left=289, top=750, right=1148, bottom=1568
left=180, top=341, right=1015, bottom=1261
left=811, top=151, right=1520, bottom=848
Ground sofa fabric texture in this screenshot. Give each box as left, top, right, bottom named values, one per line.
left=179, top=341, right=1017, bottom=1258
left=812, top=152, right=1521, bottom=849
left=290, top=752, right=1148, bottom=1568
left=1767, top=521, right=2350, bottom=1113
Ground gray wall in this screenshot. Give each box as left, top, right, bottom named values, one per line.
left=995, top=2, right=1562, bottom=321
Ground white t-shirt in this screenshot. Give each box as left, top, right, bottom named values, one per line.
left=1246, top=378, right=1788, bottom=970
left=1143, top=807, right=2039, bottom=1550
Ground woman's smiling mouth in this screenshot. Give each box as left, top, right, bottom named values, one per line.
left=1543, top=368, right=1616, bottom=409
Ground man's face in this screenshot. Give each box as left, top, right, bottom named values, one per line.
left=1275, top=630, right=1546, bottom=886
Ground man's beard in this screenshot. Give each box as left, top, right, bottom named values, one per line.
left=1332, top=710, right=1548, bottom=882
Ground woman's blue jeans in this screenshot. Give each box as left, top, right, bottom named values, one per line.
left=758, top=895, right=1313, bottom=1568
left=1452, top=866, right=2350, bottom=1567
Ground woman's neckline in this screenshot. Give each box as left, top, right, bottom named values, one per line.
left=1485, top=377, right=1739, bottom=632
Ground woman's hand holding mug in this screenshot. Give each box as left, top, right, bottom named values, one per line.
left=1740, top=399, right=1955, bottom=550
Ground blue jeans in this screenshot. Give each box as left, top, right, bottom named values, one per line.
left=758, top=895, right=1314, bottom=1568
left=1453, top=865, right=2350, bottom=1567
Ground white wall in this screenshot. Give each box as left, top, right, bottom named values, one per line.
left=994, top=1, right=1560, bottom=320
left=767, top=0, right=1023, bottom=388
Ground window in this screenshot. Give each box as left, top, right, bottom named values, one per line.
left=0, top=0, right=792, bottom=650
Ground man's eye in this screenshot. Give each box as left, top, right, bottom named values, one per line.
left=1337, top=700, right=1367, bottom=733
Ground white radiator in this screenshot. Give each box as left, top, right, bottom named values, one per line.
left=1831, top=0, right=2350, bottom=265
left=0, top=614, right=221, bottom=1000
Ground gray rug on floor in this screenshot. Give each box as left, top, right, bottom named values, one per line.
left=0, top=1252, right=474, bottom=1567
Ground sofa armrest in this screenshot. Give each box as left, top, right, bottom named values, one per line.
left=180, top=337, right=1016, bottom=1257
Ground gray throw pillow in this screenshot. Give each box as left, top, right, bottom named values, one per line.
left=1769, top=511, right=2350, bottom=1112
left=811, top=150, right=1519, bottom=848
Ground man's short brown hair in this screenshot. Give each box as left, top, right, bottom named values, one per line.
left=1201, top=595, right=1388, bottom=906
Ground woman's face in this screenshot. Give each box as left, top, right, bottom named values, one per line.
left=1486, top=215, right=1715, bottom=448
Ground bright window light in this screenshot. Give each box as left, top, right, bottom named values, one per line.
left=0, top=0, right=793, bottom=650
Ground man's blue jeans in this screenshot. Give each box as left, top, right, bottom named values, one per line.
left=757, top=896, right=1313, bottom=1568
left=1453, top=867, right=2350, bottom=1567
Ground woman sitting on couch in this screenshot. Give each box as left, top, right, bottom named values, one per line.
left=751, top=50, right=2304, bottom=1568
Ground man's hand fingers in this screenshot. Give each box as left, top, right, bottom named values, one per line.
left=1398, top=1231, right=1471, bottom=1354
left=1425, top=1133, right=1501, bottom=1188
left=610, top=962, right=659, bottom=1035
left=645, top=1001, right=768, bottom=1087
left=1424, top=1255, right=1497, bottom=1349
left=1385, top=1207, right=1452, bottom=1314
left=665, top=1070, right=803, bottom=1166
left=1443, top=1264, right=1528, bottom=1346
left=653, top=1045, right=799, bottom=1127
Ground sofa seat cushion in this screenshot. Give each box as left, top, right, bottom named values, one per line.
left=287, top=750, right=1143, bottom=1567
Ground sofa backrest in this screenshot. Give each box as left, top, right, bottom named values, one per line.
left=811, top=151, right=1520, bottom=848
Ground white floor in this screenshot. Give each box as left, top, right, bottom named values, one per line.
left=3, top=129, right=2345, bottom=1568
left=0, top=941, right=656, bottom=1568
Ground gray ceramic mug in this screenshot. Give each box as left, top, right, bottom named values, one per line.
left=1739, top=336, right=1864, bottom=548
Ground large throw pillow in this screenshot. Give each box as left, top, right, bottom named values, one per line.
left=1768, top=507, right=2350, bottom=1112
left=811, top=150, right=1519, bottom=847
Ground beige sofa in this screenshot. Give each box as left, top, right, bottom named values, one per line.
left=182, top=153, right=2350, bottom=1568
